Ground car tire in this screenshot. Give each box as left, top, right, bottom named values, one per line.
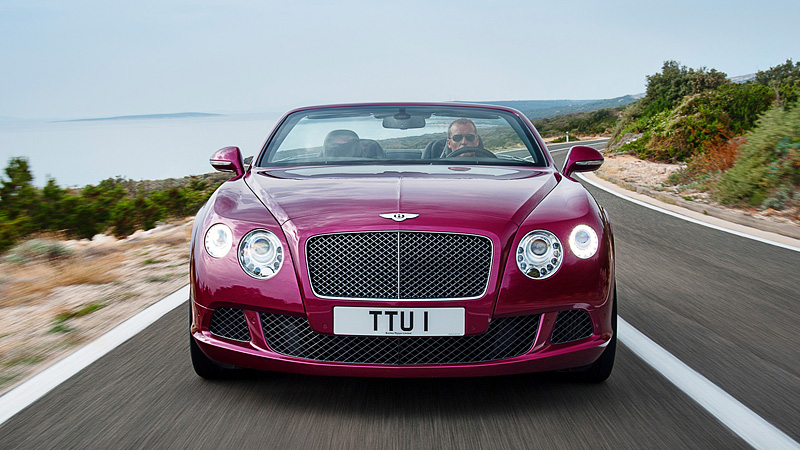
left=189, top=304, right=228, bottom=379
left=572, top=285, right=617, bottom=383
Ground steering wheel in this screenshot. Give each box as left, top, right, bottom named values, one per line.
left=445, top=146, right=497, bottom=158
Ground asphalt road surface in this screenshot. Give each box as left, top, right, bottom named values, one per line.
left=2, top=142, right=798, bottom=449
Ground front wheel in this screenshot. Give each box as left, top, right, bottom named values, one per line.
left=190, top=335, right=229, bottom=379
left=572, top=285, right=617, bottom=383
left=189, top=303, right=228, bottom=379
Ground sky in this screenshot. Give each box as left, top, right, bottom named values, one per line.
left=1, top=0, right=799, bottom=120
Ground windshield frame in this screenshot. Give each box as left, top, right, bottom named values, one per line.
left=254, top=104, right=549, bottom=168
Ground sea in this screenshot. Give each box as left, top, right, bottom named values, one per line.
left=0, top=113, right=280, bottom=188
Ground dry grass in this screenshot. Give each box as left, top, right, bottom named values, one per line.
left=1, top=253, right=123, bottom=307
left=0, top=218, right=194, bottom=395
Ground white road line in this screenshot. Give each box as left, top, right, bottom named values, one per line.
left=619, top=318, right=800, bottom=450
left=0, top=285, right=189, bottom=428
left=581, top=164, right=800, bottom=447
left=577, top=173, right=800, bottom=252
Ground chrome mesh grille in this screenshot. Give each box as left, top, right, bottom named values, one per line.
left=306, top=232, right=492, bottom=299
left=260, top=313, right=540, bottom=365
left=551, top=309, right=594, bottom=344
left=209, top=308, right=250, bottom=342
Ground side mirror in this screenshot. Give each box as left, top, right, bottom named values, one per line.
left=210, top=146, right=244, bottom=179
left=562, top=145, right=603, bottom=179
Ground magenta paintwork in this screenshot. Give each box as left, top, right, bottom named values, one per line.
left=209, top=146, right=245, bottom=179
left=562, top=145, right=604, bottom=180
left=192, top=321, right=608, bottom=377
left=190, top=102, right=615, bottom=378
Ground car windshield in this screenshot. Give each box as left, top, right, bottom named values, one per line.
left=256, top=106, right=547, bottom=167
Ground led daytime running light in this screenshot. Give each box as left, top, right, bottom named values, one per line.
left=204, top=224, right=233, bottom=258
left=569, top=225, right=599, bottom=259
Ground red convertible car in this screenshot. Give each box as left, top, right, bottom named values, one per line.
left=190, top=103, right=616, bottom=381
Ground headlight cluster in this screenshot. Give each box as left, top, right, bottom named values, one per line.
left=517, top=225, right=599, bottom=279
left=516, top=230, right=563, bottom=279
left=239, top=229, right=283, bottom=279
left=204, top=225, right=284, bottom=280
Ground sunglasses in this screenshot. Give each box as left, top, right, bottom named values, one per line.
left=450, top=133, right=477, bottom=142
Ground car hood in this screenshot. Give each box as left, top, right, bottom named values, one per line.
left=245, top=164, right=558, bottom=232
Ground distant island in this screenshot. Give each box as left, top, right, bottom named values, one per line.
left=57, top=112, right=223, bottom=122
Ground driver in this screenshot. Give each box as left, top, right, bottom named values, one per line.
left=445, top=118, right=482, bottom=157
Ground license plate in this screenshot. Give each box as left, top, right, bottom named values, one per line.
left=333, top=307, right=465, bottom=336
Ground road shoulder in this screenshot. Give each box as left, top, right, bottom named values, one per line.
left=581, top=171, right=800, bottom=249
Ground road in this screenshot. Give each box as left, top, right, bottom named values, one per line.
left=2, top=141, right=799, bottom=449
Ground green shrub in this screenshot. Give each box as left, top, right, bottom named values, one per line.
left=639, top=61, right=728, bottom=119
left=109, top=196, right=165, bottom=238
left=533, top=107, right=622, bottom=138
left=0, top=215, right=32, bottom=254
left=615, top=134, right=649, bottom=157
left=715, top=104, right=800, bottom=206
left=755, top=59, right=800, bottom=106
left=0, top=156, right=225, bottom=253
left=613, top=79, right=774, bottom=163
left=4, top=238, right=73, bottom=264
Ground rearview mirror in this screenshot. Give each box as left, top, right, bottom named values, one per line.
left=382, top=115, right=426, bottom=129
left=562, top=145, right=603, bottom=179
left=210, top=146, right=245, bottom=179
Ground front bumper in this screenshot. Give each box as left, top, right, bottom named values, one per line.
left=191, top=299, right=612, bottom=378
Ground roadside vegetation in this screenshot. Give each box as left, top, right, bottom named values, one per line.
left=607, top=59, right=800, bottom=213
left=0, top=152, right=219, bottom=393
left=0, top=161, right=226, bottom=253
left=531, top=107, right=624, bottom=140
left=0, top=218, right=192, bottom=394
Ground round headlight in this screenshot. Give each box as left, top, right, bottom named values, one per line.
left=204, top=224, right=233, bottom=258
left=238, top=229, right=284, bottom=279
left=569, top=225, right=598, bottom=259
left=517, top=230, right=563, bottom=279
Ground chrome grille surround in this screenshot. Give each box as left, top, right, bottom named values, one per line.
left=209, top=307, right=250, bottom=342
left=260, top=313, right=540, bottom=365
left=551, top=309, right=594, bottom=344
left=306, top=231, right=493, bottom=300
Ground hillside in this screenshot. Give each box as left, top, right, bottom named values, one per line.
left=473, top=95, right=641, bottom=119
left=608, top=59, right=799, bottom=214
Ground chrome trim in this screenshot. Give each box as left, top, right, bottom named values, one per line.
left=304, top=230, right=494, bottom=301
left=574, top=159, right=603, bottom=166
left=379, top=213, right=419, bottom=222
left=210, top=159, right=235, bottom=172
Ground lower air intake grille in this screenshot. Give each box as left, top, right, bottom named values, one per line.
left=209, top=308, right=250, bottom=342
left=260, top=313, right=540, bottom=365
left=551, top=309, right=594, bottom=344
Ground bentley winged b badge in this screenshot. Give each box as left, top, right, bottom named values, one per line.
left=380, top=213, right=419, bottom=222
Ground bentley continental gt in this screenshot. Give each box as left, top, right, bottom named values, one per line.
left=189, top=103, right=616, bottom=381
